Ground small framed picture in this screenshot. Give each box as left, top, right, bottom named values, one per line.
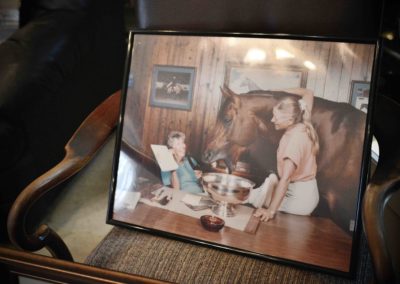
left=149, top=65, right=196, bottom=110
left=349, top=81, right=370, bottom=113
left=108, top=31, right=377, bottom=278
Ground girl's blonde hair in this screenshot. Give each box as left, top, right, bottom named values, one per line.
left=275, top=97, right=319, bottom=155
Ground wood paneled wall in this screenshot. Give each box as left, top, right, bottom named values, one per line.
left=122, top=34, right=375, bottom=159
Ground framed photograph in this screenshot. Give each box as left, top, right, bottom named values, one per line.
left=108, top=31, right=377, bottom=277
left=225, top=64, right=308, bottom=94
left=349, top=81, right=370, bottom=113
left=149, top=65, right=196, bottom=110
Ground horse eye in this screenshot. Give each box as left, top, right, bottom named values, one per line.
left=223, top=116, right=232, bottom=123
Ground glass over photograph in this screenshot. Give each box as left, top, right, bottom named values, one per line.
left=108, top=33, right=376, bottom=276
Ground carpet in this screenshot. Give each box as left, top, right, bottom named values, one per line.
left=85, top=226, right=374, bottom=283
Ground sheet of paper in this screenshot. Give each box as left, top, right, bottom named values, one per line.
left=181, top=194, right=202, bottom=206
left=150, top=144, right=178, bottom=171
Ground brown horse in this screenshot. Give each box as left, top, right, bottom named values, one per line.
left=202, top=86, right=367, bottom=234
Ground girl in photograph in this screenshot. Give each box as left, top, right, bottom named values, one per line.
left=254, top=88, right=320, bottom=221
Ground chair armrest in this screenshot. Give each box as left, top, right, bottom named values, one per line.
left=7, top=91, right=121, bottom=261
left=0, top=246, right=164, bottom=283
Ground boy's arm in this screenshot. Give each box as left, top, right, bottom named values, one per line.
left=171, top=171, right=180, bottom=190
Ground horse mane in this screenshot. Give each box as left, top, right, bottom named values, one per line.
left=244, top=90, right=296, bottom=98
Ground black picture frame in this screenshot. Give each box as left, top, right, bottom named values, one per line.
left=107, top=30, right=377, bottom=278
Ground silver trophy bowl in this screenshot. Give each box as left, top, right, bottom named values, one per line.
left=201, top=173, right=255, bottom=217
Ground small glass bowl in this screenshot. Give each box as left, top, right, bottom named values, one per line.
left=200, top=215, right=225, bottom=232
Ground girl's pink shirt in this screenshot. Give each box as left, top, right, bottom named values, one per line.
left=277, top=123, right=317, bottom=182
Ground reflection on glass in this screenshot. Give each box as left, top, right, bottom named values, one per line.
left=114, top=151, right=139, bottom=211
left=303, top=60, right=316, bottom=70
left=275, top=48, right=295, bottom=59
left=244, top=48, right=266, bottom=63
left=371, top=136, right=379, bottom=162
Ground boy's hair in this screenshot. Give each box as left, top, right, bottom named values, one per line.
left=167, top=131, right=185, bottom=148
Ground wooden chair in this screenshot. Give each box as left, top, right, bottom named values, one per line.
left=7, top=91, right=122, bottom=262
left=4, top=89, right=399, bottom=284
left=4, top=1, right=393, bottom=282
left=362, top=94, right=400, bottom=283
left=4, top=90, right=399, bottom=284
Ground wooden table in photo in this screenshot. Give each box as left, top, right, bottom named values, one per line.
left=113, top=199, right=352, bottom=272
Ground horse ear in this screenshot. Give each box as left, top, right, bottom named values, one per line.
left=220, top=85, right=240, bottom=106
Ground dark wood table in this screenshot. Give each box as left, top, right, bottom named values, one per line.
left=113, top=200, right=352, bottom=273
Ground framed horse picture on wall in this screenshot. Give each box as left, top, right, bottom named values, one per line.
left=107, top=30, right=378, bottom=277
left=149, top=65, right=196, bottom=110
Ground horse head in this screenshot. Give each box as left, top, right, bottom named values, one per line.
left=202, top=86, right=278, bottom=170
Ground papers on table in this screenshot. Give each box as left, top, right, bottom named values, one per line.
left=181, top=194, right=203, bottom=206
left=150, top=144, right=178, bottom=171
